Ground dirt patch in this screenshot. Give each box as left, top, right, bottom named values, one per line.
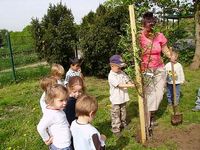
left=146, top=124, right=200, bottom=150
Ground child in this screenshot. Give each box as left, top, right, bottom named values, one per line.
left=70, top=94, right=106, bottom=150
left=165, top=51, right=185, bottom=105
left=51, top=63, right=65, bottom=85
left=37, top=84, right=72, bottom=150
left=108, top=54, right=135, bottom=136
left=63, top=76, right=85, bottom=125
left=39, top=76, right=57, bottom=113
left=64, top=57, right=84, bottom=85
left=192, top=88, right=200, bottom=111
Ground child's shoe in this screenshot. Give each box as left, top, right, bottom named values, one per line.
left=192, top=105, right=200, bottom=111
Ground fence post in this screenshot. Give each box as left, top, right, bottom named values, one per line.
left=6, top=32, right=16, bottom=82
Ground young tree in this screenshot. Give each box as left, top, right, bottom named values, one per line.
left=31, top=3, right=76, bottom=68
left=190, top=0, right=200, bottom=70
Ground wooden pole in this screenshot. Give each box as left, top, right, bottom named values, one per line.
left=128, top=5, right=147, bottom=143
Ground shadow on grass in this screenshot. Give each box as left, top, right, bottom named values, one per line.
left=96, top=94, right=109, bottom=101
left=95, top=120, right=113, bottom=139
left=127, top=100, right=139, bottom=123
left=106, top=135, right=130, bottom=150
left=156, top=93, right=168, bottom=119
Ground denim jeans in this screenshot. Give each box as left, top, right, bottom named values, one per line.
left=49, top=144, right=72, bottom=150
left=167, top=83, right=180, bottom=105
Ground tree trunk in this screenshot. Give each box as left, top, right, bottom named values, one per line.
left=190, top=2, right=200, bottom=70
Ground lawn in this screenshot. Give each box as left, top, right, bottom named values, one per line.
left=0, top=66, right=200, bottom=150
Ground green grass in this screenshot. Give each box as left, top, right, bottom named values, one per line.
left=0, top=52, right=40, bottom=71
left=0, top=67, right=200, bottom=149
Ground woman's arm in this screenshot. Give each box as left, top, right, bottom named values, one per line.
left=162, top=44, right=172, bottom=58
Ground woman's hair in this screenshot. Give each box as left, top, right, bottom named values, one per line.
left=67, top=76, right=85, bottom=93
left=40, top=76, right=57, bottom=92
left=51, top=64, right=65, bottom=78
left=45, top=84, right=68, bottom=105
left=142, top=12, right=157, bottom=26
left=75, top=94, right=98, bottom=117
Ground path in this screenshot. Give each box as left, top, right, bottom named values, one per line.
left=0, top=61, right=48, bottom=73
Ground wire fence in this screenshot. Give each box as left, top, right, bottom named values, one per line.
left=0, top=32, right=45, bottom=85
left=0, top=34, right=40, bottom=71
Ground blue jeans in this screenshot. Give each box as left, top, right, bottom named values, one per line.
left=167, top=83, right=180, bottom=105
left=49, top=144, right=72, bottom=150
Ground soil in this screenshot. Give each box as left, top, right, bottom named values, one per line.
left=145, top=124, right=200, bottom=150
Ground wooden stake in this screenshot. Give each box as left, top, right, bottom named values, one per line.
left=129, top=5, right=147, bottom=144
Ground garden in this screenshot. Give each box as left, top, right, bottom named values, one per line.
left=0, top=0, right=200, bottom=149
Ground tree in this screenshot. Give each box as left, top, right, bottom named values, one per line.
left=79, top=5, right=129, bottom=77
left=31, top=3, right=76, bottom=68
left=190, top=0, right=200, bottom=70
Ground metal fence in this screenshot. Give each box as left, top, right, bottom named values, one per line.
left=0, top=32, right=41, bottom=82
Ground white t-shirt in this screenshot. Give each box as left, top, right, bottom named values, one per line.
left=165, top=62, right=185, bottom=84
left=64, top=68, right=81, bottom=85
left=70, top=120, right=105, bottom=150
left=108, top=70, right=130, bottom=104
left=37, top=109, right=71, bottom=148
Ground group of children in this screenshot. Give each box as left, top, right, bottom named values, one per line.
left=37, top=58, right=106, bottom=150
left=36, top=51, right=185, bottom=149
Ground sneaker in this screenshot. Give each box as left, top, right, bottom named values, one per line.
left=195, top=98, right=200, bottom=105
left=150, top=120, right=158, bottom=127
left=192, top=106, right=200, bottom=111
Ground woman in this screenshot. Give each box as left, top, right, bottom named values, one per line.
left=139, top=12, right=171, bottom=127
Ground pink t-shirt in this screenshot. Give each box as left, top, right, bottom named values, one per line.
left=139, top=31, right=167, bottom=70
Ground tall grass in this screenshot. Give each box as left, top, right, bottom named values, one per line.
left=0, top=66, right=200, bottom=149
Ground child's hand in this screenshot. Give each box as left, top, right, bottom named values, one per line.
left=128, top=83, right=135, bottom=88
left=70, top=92, right=79, bottom=99
left=100, top=134, right=107, bottom=141
left=45, top=136, right=53, bottom=145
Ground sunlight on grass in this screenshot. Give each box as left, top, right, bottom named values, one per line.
left=0, top=67, right=200, bottom=149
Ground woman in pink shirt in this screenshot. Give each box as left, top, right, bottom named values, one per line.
left=139, top=12, right=171, bottom=129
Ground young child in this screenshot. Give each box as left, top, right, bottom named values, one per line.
left=39, top=76, right=57, bottom=113
left=70, top=94, right=106, bottom=150
left=108, top=54, right=135, bottom=136
left=63, top=76, right=85, bottom=125
left=165, top=51, right=185, bottom=105
left=64, top=57, right=84, bottom=85
left=37, top=84, right=72, bottom=150
left=51, top=63, right=65, bottom=85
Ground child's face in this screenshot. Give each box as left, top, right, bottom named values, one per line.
left=71, top=64, right=80, bottom=72
left=70, top=85, right=83, bottom=99
left=52, top=94, right=67, bottom=110
left=170, top=54, right=178, bottom=63
left=111, top=64, right=122, bottom=73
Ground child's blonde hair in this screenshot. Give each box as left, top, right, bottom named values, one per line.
left=67, top=76, right=85, bottom=93
left=40, top=76, right=57, bottom=92
left=75, top=94, right=98, bottom=117
left=45, top=84, right=68, bottom=105
left=51, top=64, right=65, bottom=78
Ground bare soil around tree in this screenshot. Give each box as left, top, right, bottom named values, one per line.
left=145, top=123, right=200, bottom=150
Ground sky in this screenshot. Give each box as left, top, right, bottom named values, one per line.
left=0, top=0, right=107, bottom=31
